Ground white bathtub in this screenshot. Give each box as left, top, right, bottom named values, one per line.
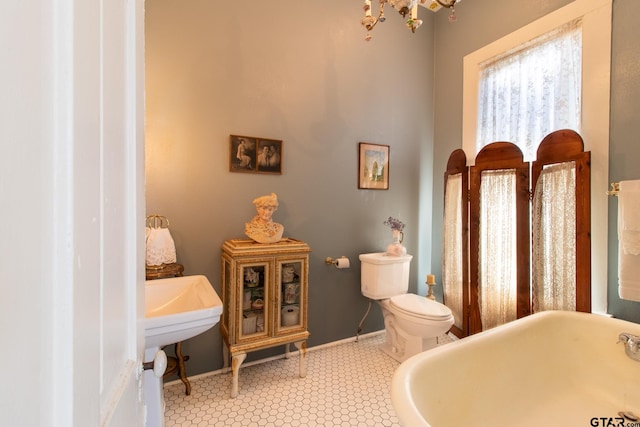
left=392, top=311, right=640, bottom=427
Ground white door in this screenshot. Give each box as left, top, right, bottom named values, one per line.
left=97, top=0, right=147, bottom=424
left=0, top=0, right=146, bottom=425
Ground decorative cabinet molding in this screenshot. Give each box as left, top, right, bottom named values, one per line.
left=221, top=238, right=311, bottom=398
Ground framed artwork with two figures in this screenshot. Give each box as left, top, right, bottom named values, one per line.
left=230, top=134, right=282, bottom=174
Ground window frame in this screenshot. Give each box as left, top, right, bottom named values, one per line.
left=461, top=0, right=612, bottom=314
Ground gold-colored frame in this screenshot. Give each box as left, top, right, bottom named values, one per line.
left=358, top=142, right=389, bottom=190
left=230, top=134, right=282, bottom=174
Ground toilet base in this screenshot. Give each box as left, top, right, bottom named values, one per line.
left=380, top=331, right=438, bottom=363
left=377, top=299, right=451, bottom=363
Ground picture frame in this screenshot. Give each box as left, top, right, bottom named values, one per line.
left=358, top=142, right=389, bottom=190
left=230, top=135, right=282, bottom=174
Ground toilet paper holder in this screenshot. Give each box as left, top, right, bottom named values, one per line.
left=325, top=256, right=350, bottom=269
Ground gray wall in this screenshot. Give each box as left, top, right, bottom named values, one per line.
left=147, top=0, right=640, bottom=378
left=145, top=0, right=436, bottom=376
left=608, top=0, right=640, bottom=323
left=430, top=0, right=640, bottom=324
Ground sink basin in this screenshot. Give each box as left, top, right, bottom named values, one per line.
left=143, top=274, right=223, bottom=427
left=144, top=275, right=223, bottom=350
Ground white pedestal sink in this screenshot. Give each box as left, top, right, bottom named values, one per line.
left=144, top=275, right=223, bottom=427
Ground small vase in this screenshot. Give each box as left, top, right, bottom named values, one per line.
left=386, top=229, right=407, bottom=256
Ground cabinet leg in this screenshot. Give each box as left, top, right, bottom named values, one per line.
left=175, top=342, right=191, bottom=396
left=284, top=343, right=290, bottom=359
left=222, top=341, right=230, bottom=374
left=293, top=341, right=307, bottom=378
left=230, top=352, right=247, bottom=398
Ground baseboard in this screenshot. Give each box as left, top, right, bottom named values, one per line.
left=164, top=330, right=386, bottom=386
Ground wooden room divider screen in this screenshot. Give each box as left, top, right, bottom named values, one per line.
left=443, top=129, right=591, bottom=337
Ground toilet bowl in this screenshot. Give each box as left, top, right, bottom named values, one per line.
left=359, top=252, right=454, bottom=363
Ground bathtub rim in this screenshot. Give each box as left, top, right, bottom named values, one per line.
left=390, top=310, right=640, bottom=427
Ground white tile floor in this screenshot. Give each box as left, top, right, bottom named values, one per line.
left=164, top=332, right=455, bottom=426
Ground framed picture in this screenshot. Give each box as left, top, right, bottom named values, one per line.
left=230, top=135, right=282, bottom=174
left=358, top=142, right=389, bottom=190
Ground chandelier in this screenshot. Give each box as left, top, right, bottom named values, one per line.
left=361, top=0, right=460, bottom=41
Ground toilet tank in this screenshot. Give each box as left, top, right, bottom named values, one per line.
left=359, top=252, right=413, bottom=300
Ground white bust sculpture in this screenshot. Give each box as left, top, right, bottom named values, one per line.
left=244, top=193, right=284, bottom=243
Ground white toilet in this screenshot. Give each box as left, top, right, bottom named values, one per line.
left=359, top=252, right=454, bottom=363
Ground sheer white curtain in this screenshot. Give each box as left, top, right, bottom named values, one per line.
left=443, top=173, right=464, bottom=331
left=532, top=162, right=577, bottom=311
left=476, top=20, right=582, bottom=161
left=479, top=169, right=517, bottom=330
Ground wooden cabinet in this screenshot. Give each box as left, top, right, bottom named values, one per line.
left=221, top=238, right=311, bottom=397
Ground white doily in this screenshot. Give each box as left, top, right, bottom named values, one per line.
left=145, top=226, right=177, bottom=266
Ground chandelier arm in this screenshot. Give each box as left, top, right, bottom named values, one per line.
left=434, top=0, right=457, bottom=9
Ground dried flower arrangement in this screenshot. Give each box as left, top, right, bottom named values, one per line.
left=383, top=217, right=405, bottom=231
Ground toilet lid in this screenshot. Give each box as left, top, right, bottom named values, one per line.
left=389, top=293, right=452, bottom=320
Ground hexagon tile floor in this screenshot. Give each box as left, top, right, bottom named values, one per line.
left=163, top=332, right=455, bottom=426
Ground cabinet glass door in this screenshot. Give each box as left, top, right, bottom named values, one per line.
left=278, top=260, right=304, bottom=331
left=239, top=263, right=268, bottom=339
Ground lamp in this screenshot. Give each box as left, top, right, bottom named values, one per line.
left=361, top=0, right=460, bottom=41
